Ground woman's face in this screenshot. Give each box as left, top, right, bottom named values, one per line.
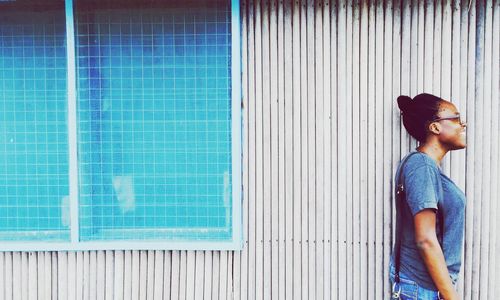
left=433, top=101, right=467, bottom=150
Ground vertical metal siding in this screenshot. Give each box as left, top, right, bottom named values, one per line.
left=0, top=1, right=499, bottom=299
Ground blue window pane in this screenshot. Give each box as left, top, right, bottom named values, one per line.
left=0, top=1, right=70, bottom=242
left=76, top=1, right=233, bottom=241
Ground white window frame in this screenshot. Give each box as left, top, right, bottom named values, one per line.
left=1, top=0, right=242, bottom=251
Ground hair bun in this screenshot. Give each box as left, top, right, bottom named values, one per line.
left=397, top=95, right=412, bottom=112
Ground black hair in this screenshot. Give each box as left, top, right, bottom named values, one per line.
left=397, top=93, right=443, bottom=143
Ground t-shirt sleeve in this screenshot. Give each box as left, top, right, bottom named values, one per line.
left=404, top=164, right=442, bottom=216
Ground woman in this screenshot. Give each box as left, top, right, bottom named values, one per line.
left=390, top=93, right=467, bottom=300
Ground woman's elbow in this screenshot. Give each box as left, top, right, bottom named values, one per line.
left=415, top=235, right=439, bottom=251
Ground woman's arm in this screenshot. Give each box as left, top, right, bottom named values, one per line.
left=414, top=209, right=459, bottom=300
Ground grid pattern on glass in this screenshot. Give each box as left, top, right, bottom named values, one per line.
left=0, top=2, right=70, bottom=241
left=76, top=0, right=233, bottom=241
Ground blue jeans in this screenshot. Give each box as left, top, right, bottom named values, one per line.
left=389, top=265, right=442, bottom=300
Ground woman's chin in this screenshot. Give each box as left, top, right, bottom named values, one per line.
left=459, top=134, right=467, bottom=148
left=456, top=141, right=467, bottom=149
left=450, top=140, right=467, bottom=150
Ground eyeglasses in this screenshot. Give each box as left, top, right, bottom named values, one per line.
left=432, top=114, right=466, bottom=126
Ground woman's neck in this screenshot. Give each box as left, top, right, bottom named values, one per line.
left=416, top=143, right=448, bottom=166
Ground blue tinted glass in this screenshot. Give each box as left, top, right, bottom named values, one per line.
left=76, top=1, right=232, bottom=241
left=0, top=1, right=70, bottom=241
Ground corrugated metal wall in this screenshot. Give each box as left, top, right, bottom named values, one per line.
left=0, top=0, right=499, bottom=299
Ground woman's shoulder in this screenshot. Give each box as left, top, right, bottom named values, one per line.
left=401, top=151, right=439, bottom=174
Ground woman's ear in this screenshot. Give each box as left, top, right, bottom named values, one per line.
left=428, top=122, right=441, bottom=135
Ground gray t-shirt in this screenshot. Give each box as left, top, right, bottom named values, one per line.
left=391, top=151, right=466, bottom=291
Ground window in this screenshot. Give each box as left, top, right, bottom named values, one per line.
left=0, top=0, right=69, bottom=242
left=0, top=0, right=242, bottom=250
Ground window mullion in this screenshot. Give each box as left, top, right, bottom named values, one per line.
left=65, top=0, right=80, bottom=243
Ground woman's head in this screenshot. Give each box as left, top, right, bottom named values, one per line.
left=397, top=93, right=467, bottom=149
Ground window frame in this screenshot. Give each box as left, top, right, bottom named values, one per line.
left=0, top=0, right=243, bottom=251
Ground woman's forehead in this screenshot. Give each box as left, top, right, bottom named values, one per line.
left=439, top=101, right=459, bottom=114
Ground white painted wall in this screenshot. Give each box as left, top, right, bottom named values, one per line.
left=0, top=0, right=498, bottom=299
